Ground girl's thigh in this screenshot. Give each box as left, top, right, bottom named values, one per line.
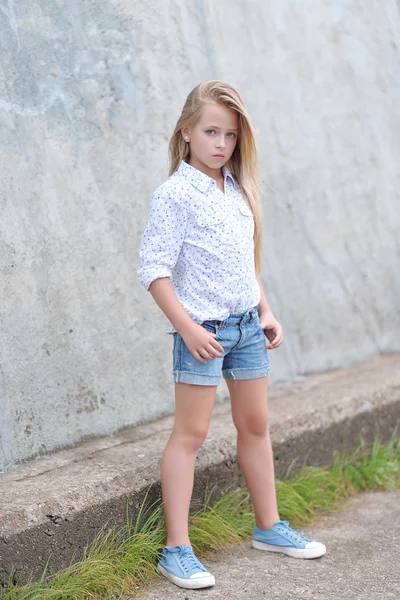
left=173, top=382, right=217, bottom=437
left=226, top=377, right=269, bottom=435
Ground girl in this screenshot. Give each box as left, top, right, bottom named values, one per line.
left=137, top=80, right=326, bottom=590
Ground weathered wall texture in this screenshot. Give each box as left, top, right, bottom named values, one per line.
left=1, top=0, right=399, bottom=471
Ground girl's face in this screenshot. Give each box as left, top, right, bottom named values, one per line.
left=182, top=103, right=239, bottom=179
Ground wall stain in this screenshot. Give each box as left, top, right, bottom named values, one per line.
left=75, top=389, right=105, bottom=414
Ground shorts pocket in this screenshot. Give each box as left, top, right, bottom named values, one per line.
left=252, top=313, right=264, bottom=335
left=201, top=321, right=219, bottom=336
left=172, top=332, right=182, bottom=371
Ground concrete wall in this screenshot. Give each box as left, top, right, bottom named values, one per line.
left=1, top=0, right=399, bottom=472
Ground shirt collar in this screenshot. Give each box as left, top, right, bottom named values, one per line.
left=177, top=160, right=237, bottom=192
left=222, top=165, right=237, bottom=188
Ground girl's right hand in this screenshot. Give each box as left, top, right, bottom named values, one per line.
left=180, top=323, right=224, bottom=363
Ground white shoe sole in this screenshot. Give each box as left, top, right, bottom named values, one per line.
left=251, top=539, right=326, bottom=559
left=158, top=564, right=216, bottom=589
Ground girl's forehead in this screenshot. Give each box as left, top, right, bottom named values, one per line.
left=198, top=102, right=238, bottom=128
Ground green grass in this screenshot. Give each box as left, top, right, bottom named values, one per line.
left=2, top=436, right=399, bottom=600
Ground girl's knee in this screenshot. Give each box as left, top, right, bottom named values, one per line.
left=234, top=415, right=268, bottom=438
left=172, top=427, right=208, bottom=452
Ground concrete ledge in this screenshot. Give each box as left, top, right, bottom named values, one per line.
left=1, top=355, right=399, bottom=586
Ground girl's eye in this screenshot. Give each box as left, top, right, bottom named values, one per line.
left=227, top=132, right=237, bottom=138
left=205, top=129, right=216, bottom=135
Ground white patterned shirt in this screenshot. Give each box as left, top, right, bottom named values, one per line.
left=137, top=160, right=260, bottom=334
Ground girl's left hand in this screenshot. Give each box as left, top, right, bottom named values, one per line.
left=259, top=311, right=283, bottom=350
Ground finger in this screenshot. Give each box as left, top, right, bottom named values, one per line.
left=198, top=348, right=215, bottom=361
left=271, top=329, right=282, bottom=343
left=268, top=335, right=283, bottom=349
left=194, top=351, right=207, bottom=363
left=266, top=334, right=278, bottom=349
left=207, top=343, right=223, bottom=358
left=270, top=334, right=280, bottom=346
left=211, top=335, right=224, bottom=353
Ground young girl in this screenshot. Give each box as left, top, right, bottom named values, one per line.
left=137, top=80, right=326, bottom=590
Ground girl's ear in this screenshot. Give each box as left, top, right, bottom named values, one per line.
left=181, top=126, right=191, bottom=142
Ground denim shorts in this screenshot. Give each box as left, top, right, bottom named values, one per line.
left=172, top=306, right=271, bottom=386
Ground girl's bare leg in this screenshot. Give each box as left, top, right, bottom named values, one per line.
left=226, top=376, right=279, bottom=530
left=161, top=382, right=217, bottom=547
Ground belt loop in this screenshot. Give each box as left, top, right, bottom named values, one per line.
left=242, top=310, right=250, bottom=325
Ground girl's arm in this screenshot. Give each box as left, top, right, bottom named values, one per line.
left=149, top=277, right=224, bottom=361
left=138, top=187, right=223, bottom=361
left=149, top=277, right=195, bottom=335
left=138, top=188, right=196, bottom=334
left=256, top=274, right=273, bottom=316
left=256, top=274, right=283, bottom=349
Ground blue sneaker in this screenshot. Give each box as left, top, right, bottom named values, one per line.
left=158, top=545, right=215, bottom=589
left=252, top=520, right=326, bottom=559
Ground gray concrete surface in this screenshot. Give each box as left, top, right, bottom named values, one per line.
left=143, top=491, right=400, bottom=600
left=1, top=0, right=400, bottom=471
left=0, top=355, right=399, bottom=586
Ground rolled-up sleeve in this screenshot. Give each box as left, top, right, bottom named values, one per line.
left=137, top=188, right=188, bottom=290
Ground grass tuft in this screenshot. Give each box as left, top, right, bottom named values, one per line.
left=1, top=435, right=399, bottom=600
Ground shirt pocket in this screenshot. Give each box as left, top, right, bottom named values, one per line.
left=238, top=201, right=255, bottom=238
left=238, top=201, right=254, bottom=218
left=189, top=204, right=227, bottom=228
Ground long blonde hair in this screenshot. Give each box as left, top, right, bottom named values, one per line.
left=168, top=80, right=263, bottom=274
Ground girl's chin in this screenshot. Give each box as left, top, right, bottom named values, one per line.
left=207, top=157, right=228, bottom=167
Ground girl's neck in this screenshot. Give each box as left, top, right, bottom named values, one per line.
left=188, top=157, right=223, bottom=184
